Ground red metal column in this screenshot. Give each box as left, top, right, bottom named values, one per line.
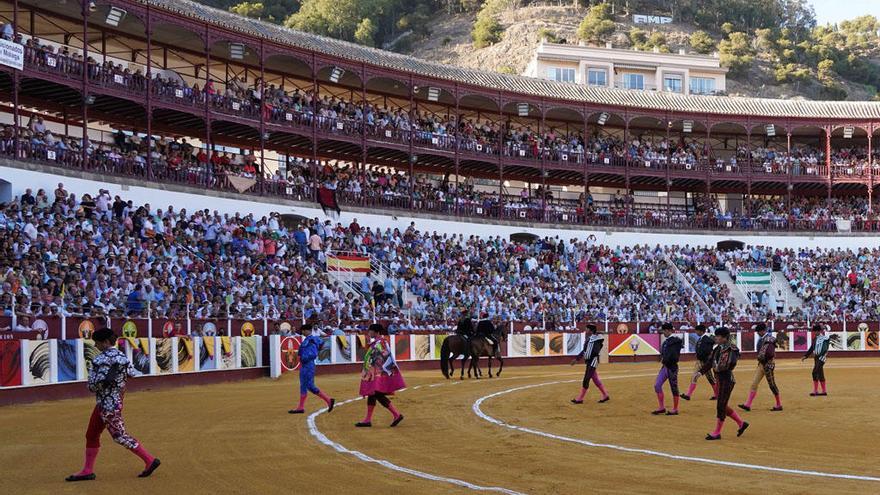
left=408, top=75, right=415, bottom=208
left=258, top=39, right=265, bottom=195
left=12, top=0, right=19, bottom=159
left=623, top=115, right=630, bottom=226
left=868, top=127, right=873, bottom=213
left=582, top=106, right=589, bottom=225
left=497, top=92, right=504, bottom=219
left=826, top=126, right=832, bottom=200
left=204, top=26, right=211, bottom=178
left=665, top=113, right=671, bottom=222
left=145, top=4, right=152, bottom=178
left=360, top=62, right=367, bottom=203
left=81, top=0, right=89, bottom=168
left=453, top=83, right=460, bottom=216
left=539, top=101, right=546, bottom=220
left=310, top=55, right=318, bottom=202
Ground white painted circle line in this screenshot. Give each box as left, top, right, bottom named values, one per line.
left=473, top=380, right=880, bottom=483
left=307, top=385, right=527, bottom=495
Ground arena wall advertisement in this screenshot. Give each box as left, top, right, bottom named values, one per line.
left=3, top=325, right=880, bottom=388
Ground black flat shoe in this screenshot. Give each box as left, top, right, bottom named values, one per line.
left=651, top=409, right=666, bottom=415
left=771, top=406, right=783, bottom=412
left=705, top=434, right=721, bottom=441
left=138, top=458, right=160, bottom=478
left=709, top=396, right=717, bottom=400
left=666, top=411, right=679, bottom=416
left=737, top=422, right=750, bottom=437
left=680, top=394, right=691, bottom=401
left=737, top=404, right=751, bottom=412
left=570, top=399, right=583, bottom=404
left=355, top=422, right=372, bottom=428
left=327, top=399, right=335, bottom=413
left=65, top=473, right=96, bottom=482
left=288, top=409, right=304, bottom=414
left=597, top=397, right=610, bottom=403
left=390, top=415, right=404, bottom=427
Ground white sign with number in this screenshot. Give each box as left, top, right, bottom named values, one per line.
left=231, top=101, right=240, bottom=111
left=336, top=122, right=344, bottom=130
left=46, top=57, right=57, bottom=68
left=285, top=113, right=293, bottom=121
left=114, top=74, right=124, bottom=85
left=47, top=150, right=56, bottom=161
left=385, top=130, right=392, bottom=138
left=174, top=88, right=184, bottom=98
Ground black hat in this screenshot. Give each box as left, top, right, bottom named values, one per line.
left=586, top=323, right=598, bottom=333
left=92, top=327, right=116, bottom=343
left=715, top=327, right=731, bottom=338
left=695, top=324, right=706, bottom=332
left=755, top=322, right=767, bottom=332
left=661, top=322, right=673, bottom=331
left=368, top=323, right=388, bottom=335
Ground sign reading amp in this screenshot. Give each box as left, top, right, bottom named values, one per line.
left=633, top=15, right=673, bottom=25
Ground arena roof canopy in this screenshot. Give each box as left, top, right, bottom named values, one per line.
left=134, top=0, right=880, bottom=120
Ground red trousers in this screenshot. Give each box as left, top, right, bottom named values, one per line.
left=85, top=404, right=139, bottom=450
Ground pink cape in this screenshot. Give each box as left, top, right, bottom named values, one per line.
left=359, top=369, right=406, bottom=397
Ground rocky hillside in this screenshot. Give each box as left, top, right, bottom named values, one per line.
left=195, top=0, right=880, bottom=102
left=406, top=4, right=878, bottom=102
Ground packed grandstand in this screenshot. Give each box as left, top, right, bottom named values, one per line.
left=1, top=183, right=878, bottom=326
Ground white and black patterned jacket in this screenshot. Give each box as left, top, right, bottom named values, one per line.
left=88, top=347, right=135, bottom=411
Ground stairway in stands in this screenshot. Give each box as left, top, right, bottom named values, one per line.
left=716, top=270, right=751, bottom=310
left=771, top=271, right=805, bottom=315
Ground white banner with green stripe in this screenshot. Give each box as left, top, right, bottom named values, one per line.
left=736, top=271, right=771, bottom=285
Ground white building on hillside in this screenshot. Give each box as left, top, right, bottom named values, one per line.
left=523, top=41, right=727, bottom=96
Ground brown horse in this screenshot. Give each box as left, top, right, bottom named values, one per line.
left=469, top=320, right=505, bottom=378
left=440, top=335, right=472, bottom=380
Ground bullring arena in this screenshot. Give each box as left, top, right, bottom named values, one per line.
left=3, top=0, right=880, bottom=493
left=2, top=358, right=880, bottom=494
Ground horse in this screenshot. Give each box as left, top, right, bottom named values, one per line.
left=440, top=335, right=472, bottom=379
left=469, top=320, right=505, bottom=378
left=440, top=317, right=477, bottom=380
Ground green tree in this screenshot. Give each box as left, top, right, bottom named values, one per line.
left=577, top=3, right=616, bottom=44
left=628, top=27, right=647, bottom=48
left=718, top=31, right=755, bottom=77
left=229, top=2, right=265, bottom=19
left=472, top=14, right=503, bottom=48
left=354, top=17, right=377, bottom=46
left=689, top=30, right=715, bottom=54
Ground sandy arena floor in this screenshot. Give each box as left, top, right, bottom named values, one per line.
left=1, top=358, right=878, bottom=495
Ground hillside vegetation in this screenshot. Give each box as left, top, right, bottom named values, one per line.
left=195, top=0, right=880, bottom=101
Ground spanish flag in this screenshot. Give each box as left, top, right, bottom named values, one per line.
left=327, top=255, right=371, bottom=273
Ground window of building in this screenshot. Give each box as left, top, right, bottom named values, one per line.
left=663, top=74, right=683, bottom=93
left=690, top=77, right=716, bottom=95
left=547, top=67, right=576, bottom=83
left=587, top=69, right=607, bottom=87
left=622, top=73, right=644, bottom=90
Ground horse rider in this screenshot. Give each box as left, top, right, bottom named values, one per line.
left=475, top=314, right=500, bottom=355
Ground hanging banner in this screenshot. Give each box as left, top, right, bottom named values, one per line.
left=0, top=38, right=24, bottom=70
